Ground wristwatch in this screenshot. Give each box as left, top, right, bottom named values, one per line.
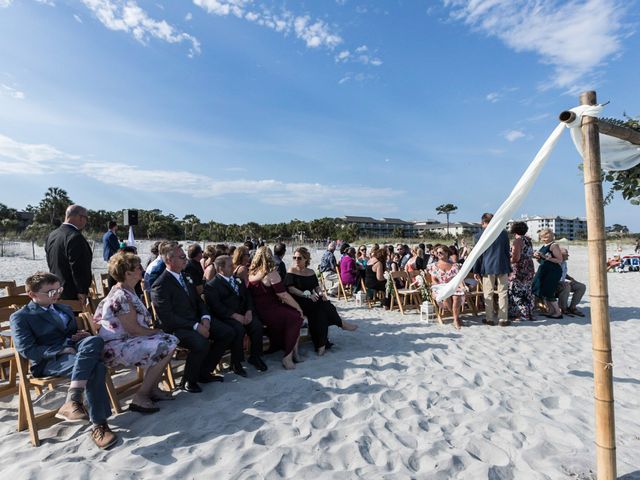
left=303, top=290, right=311, bottom=298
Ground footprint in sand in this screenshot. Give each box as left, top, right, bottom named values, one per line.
left=540, top=395, right=571, bottom=410
left=310, top=407, right=337, bottom=429
left=253, top=428, right=281, bottom=446
left=465, top=437, right=510, bottom=466
left=463, top=393, right=493, bottom=412
left=380, top=389, right=407, bottom=405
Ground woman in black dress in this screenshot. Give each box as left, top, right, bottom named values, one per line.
left=531, top=228, right=564, bottom=319
left=285, top=247, right=358, bottom=355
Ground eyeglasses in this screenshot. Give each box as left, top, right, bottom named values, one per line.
left=436, top=251, right=446, bottom=255
left=292, top=256, right=304, bottom=260
left=36, top=287, right=64, bottom=298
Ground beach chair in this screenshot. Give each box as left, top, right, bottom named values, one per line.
left=389, top=271, right=421, bottom=315
left=14, top=315, right=121, bottom=446
left=88, top=275, right=100, bottom=299
left=57, top=298, right=93, bottom=316
left=7, top=284, right=27, bottom=296
left=0, top=295, right=30, bottom=309
left=335, top=266, right=353, bottom=301
left=0, top=306, right=18, bottom=397
left=0, top=280, right=17, bottom=295
left=100, top=273, right=111, bottom=296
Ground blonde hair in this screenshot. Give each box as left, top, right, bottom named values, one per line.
left=108, top=252, right=141, bottom=282
left=538, top=228, right=554, bottom=242
left=232, top=245, right=250, bottom=268
left=249, top=246, right=275, bottom=276
left=294, top=247, right=311, bottom=267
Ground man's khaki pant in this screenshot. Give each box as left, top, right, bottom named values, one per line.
left=482, top=274, right=509, bottom=322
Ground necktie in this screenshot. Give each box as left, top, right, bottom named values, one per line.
left=228, top=277, right=239, bottom=295
left=178, top=274, right=189, bottom=294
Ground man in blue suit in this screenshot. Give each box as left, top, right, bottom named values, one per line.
left=473, top=213, right=512, bottom=326
left=10, top=272, right=117, bottom=449
left=102, top=220, right=120, bottom=261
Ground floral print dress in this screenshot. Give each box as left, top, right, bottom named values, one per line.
left=94, top=287, right=178, bottom=369
left=429, top=262, right=466, bottom=299
left=508, top=235, right=535, bottom=320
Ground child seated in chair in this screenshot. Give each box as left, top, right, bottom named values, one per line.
left=10, top=272, right=117, bottom=449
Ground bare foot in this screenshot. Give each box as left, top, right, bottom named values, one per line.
left=453, top=320, right=462, bottom=330
left=292, top=348, right=304, bottom=363
left=317, top=346, right=326, bottom=356
left=342, top=321, right=358, bottom=331
left=282, top=354, right=296, bottom=370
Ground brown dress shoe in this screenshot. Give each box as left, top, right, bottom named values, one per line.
left=91, top=423, right=117, bottom=450
left=55, top=401, right=89, bottom=423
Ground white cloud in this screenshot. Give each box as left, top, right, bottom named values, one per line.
left=503, top=129, right=525, bottom=142
left=0, top=133, right=400, bottom=210
left=486, top=92, right=500, bottom=103
left=0, top=83, right=25, bottom=100
left=185, top=12, right=192, bottom=21
left=0, top=0, right=12, bottom=7
left=444, top=0, right=627, bottom=90
left=73, top=13, right=83, bottom=23
left=35, top=0, right=55, bottom=6
left=193, top=1, right=344, bottom=50
left=81, top=0, right=201, bottom=57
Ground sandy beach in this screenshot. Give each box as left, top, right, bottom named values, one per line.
left=1, top=243, right=639, bottom=479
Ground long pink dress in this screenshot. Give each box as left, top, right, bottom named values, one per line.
left=248, top=279, right=302, bottom=355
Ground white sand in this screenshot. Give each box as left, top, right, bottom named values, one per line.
left=1, top=243, right=639, bottom=479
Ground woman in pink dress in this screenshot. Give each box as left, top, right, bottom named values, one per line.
left=248, top=247, right=304, bottom=370
left=429, top=245, right=466, bottom=330
left=340, top=246, right=357, bottom=288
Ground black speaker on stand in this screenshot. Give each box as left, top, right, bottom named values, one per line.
left=123, top=209, right=139, bottom=226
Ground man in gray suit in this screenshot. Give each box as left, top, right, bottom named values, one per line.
left=473, top=213, right=512, bottom=326
left=10, top=272, right=116, bottom=449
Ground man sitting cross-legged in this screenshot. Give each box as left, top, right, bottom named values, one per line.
left=10, top=272, right=117, bottom=449
left=204, top=255, right=268, bottom=376
left=151, top=241, right=235, bottom=393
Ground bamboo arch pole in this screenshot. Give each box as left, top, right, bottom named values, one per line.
left=560, top=90, right=616, bottom=480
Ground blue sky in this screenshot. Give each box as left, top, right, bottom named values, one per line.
left=1, top=0, right=639, bottom=230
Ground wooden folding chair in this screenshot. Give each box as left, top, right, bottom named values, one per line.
left=0, top=295, right=30, bottom=309
left=100, top=273, right=111, bottom=297
left=7, top=284, right=26, bottom=296
left=0, top=306, right=18, bottom=397
left=57, top=299, right=92, bottom=316
left=0, top=280, right=17, bottom=295
left=14, top=315, right=121, bottom=447
left=88, top=275, right=100, bottom=299
left=335, top=266, right=352, bottom=301
left=389, top=271, right=421, bottom=315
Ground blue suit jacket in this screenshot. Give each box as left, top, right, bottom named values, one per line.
left=102, top=230, right=120, bottom=261
left=10, top=301, right=77, bottom=377
left=472, top=229, right=512, bottom=276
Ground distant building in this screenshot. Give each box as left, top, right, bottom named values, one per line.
left=508, top=215, right=587, bottom=241
left=339, top=216, right=414, bottom=238
left=420, top=222, right=482, bottom=238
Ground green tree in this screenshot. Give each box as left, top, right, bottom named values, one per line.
left=181, top=214, right=201, bottom=240
left=435, top=203, right=458, bottom=237
left=34, top=187, right=73, bottom=225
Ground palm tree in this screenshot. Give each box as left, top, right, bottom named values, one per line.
left=435, top=203, right=458, bottom=237
left=36, top=187, right=72, bottom=225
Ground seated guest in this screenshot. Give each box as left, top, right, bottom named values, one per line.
left=204, top=255, right=267, bottom=374
left=354, top=245, right=368, bottom=292
left=144, top=241, right=168, bottom=290
left=430, top=245, right=465, bottom=330
left=10, top=272, right=116, bottom=449
left=286, top=247, right=357, bottom=355
left=94, top=252, right=178, bottom=412
left=248, top=246, right=303, bottom=370
left=202, top=244, right=228, bottom=282
left=273, top=242, right=287, bottom=280
left=184, top=244, right=205, bottom=295
left=399, top=244, right=411, bottom=269
left=558, top=248, right=586, bottom=317
left=448, top=245, right=459, bottom=263
left=232, top=245, right=251, bottom=286
left=531, top=228, right=564, bottom=319
left=145, top=241, right=162, bottom=268
left=405, top=246, right=424, bottom=272
left=365, top=247, right=390, bottom=308
left=151, top=242, right=235, bottom=393
left=339, top=246, right=357, bottom=289
left=318, top=241, right=339, bottom=296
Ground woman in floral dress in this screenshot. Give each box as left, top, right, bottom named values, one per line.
left=429, top=245, right=466, bottom=330
left=94, top=252, right=178, bottom=413
left=508, top=222, right=535, bottom=321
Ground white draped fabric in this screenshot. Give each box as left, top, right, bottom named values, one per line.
left=435, top=105, right=640, bottom=302
left=127, top=226, right=136, bottom=248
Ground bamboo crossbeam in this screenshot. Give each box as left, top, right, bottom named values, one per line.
left=559, top=110, right=640, bottom=146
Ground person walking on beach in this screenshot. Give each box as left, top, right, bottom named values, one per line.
left=319, top=241, right=339, bottom=296
left=45, top=204, right=93, bottom=303
left=473, top=213, right=511, bottom=326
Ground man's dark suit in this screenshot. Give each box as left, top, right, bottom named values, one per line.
left=45, top=224, right=93, bottom=300
left=183, top=259, right=205, bottom=288
left=472, top=229, right=511, bottom=276
left=204, top=275, right=264, bottom=363
left=102, top=230, right=120, bottom=261
left=151, top=269, right=234, bottom=384
left=10, top=301, right=111, bottom=423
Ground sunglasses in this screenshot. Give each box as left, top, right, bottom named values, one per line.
left=36, top=287, right=64, bottom=298
left=292, top=256, right=304, bottom=260
left=437, top=251, right=446, bottom=255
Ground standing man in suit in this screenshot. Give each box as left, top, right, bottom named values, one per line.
left=151, top=241, right=235, bottom=393
left=183, top=244, right=205, bottom=295
left=273, top=242, right=287, bottom=280
left=45, top=204, right=93, bottom=303
left=204, top=255, right=267, bottom=376
left=10, top=272, right=116, bottom=449
left=102, top=221, right=120, bottom=261
left=473, top=212, right=512, bottom=326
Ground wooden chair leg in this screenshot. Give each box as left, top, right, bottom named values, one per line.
left=15, top=354, right=40, bottom=446
left=104, top=372, right=122, bottom=414
left=163, top=363, right=176, bottom=391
